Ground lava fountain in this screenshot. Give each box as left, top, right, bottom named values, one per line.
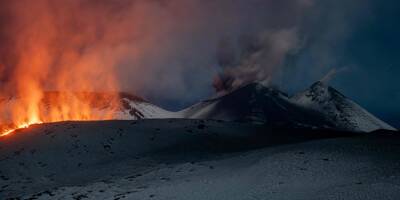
left=0, top=0, right=144, bottom=137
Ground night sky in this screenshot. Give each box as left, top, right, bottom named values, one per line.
left=334, top=1, right=400, bottom=126
left=279, top=0, right=400, bottom=127
left=313, top=0, right=400, bottom=126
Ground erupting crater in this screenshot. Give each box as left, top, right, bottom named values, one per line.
left=0, top=91, right=124, bottom=137
left=0, top=90, right=171, bottom=137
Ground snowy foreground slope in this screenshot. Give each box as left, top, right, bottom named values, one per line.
left=1, top=119, right=400, bottom=199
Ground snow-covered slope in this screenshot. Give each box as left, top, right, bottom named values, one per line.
left=0, top=119, right=263, bottom=198
left=116, top=93, right=177, bottom=119
left=292, top=81, right=396, bottom=132
left=1, top=120, right=399, bottom=199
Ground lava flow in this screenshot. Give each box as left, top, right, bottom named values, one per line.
left=0, top=122, right=40, bottom=137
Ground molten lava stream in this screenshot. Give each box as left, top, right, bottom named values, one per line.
left=0, top=121, right=42, bottom=137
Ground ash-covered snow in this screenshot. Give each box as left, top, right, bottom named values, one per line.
left=1, top=120, right=399, bottom=199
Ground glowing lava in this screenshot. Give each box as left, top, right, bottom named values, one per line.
left=0, top=1, right=127, bottom=137
left=0, top=122, right=40, bottom=137
left=0, top=92, right=122, bottom=137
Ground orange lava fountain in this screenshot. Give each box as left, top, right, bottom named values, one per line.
left=0, top=0, right=134, bottom=137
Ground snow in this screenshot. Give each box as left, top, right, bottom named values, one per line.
left=114, top=98, right=179, bottom=120
left=178, top=99, right=221, bottom=120
left=1, top=119, right=399, bottom=199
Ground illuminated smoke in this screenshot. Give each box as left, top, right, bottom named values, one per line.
left=0, top=0, right=170, bottom=134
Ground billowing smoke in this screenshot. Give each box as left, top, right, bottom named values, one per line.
left=214, top=29, right=301, bottom=94
left=0, top=0, right=374, bottom=110
left=0, top=0, right=319, bottom=106
left=0, top=0, right=192, bottom=129
left=211, top=0, right=315, bottom=94
left=212, top=0, right=373, bottom=96
left=0, top=0, right=181, bottom=94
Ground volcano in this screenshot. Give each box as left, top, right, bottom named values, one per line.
left=1, top=82, right=395, bottom=136
left=292, top=81, right=396, bottom=132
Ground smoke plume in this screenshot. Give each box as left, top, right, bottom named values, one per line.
left=214, top=29, right=301, bottom=93
left=0, top=0, right=375, bottom=110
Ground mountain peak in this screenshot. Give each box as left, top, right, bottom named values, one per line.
left=292, top=82, right=397, bottom=132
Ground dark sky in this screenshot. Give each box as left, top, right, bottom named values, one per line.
left=0, top=0, right=399, bottom=126
left=339, top=1, right=400, bottom=111
left=272, top=0, right=400, bottom=126
left=313, top=1, right=400, bottom=125
left=142, top=1, right=400, bottom=117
